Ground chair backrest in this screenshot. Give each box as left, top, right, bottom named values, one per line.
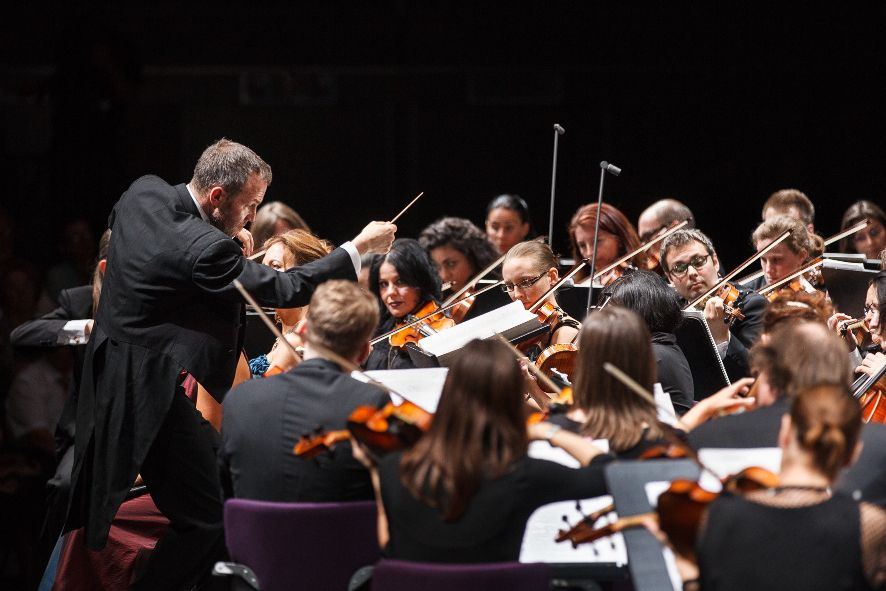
left=224, top=499, right=379, bottom=591
left=372, top=559, right=551, bottom=591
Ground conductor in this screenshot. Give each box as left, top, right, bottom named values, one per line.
left=63, top=138, right=396, bottom=589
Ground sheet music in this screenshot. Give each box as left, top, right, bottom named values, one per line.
left=355, top=368, right=449, bottom=413
left=418, top=301, right=540, bottom=361
left=520, top=440, right=625, bottom=564
left=697, top=447, right=781, bottom=491
left=654, top=383, right=679, bottom=426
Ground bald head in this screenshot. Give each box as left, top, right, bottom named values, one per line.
left=638, top=199, right=695, bottom=242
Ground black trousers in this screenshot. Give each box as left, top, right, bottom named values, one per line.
left=130, top=389, right=225, bottom=590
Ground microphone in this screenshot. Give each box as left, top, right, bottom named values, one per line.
left=600, top=161, right=621, bottom=176
left=553, top=124, right=566, bottom=135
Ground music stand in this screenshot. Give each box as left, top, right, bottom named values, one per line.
left=675, top=310, right=730, bottom=401
left=821, top=258, right=879, bottom=319
left=605, top=459, right=700, bottom=591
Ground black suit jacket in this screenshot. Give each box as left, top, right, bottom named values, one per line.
left=10, top=285, right=93, bottom=349
left=219, top=358, right=389, bottom=502
left=722, top=289, right=767, bottom=381
left=66, top=175, right=356, bottom=548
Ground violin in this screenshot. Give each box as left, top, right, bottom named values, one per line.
left=389, top=300, right=455, bottom=348
left=447, top=287, right=476, bottom=324
left=696, top=281, right=747, bottom=325
left=557, top=465, right=778, bottom=561
left=850, top=352, right=886, bottom=425
left=534, top=343, right=578, bottom=383
left=294, top=399, right=433, bottom=460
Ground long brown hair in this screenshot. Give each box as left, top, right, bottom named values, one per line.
left=572, top=306, right=661, bottom=451
left=399, top=339, right=527, bottom=521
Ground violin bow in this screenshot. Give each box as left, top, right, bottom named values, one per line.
left=528, top=219, right=689, bottom=313
left=735, top=219, right=870, bottom=285
left=757, top=259, right=825, bottom=297
left=442, top=251, right=508, bottom=307
left=684, top=229, right=791, bottom=311
left=602, top=362, right=717, bottom=478
left=494, top=333, right=564, bottom=396
left=233, top=279, right=302, bottom=362
left=369, top=279, right=505, bottom=346
left=233, top=280, right=423, bottom=406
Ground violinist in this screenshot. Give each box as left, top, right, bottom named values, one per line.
left=418, top=216, right=499, bottom=296
left=568, top=202, right=647, bottom=286
left=247, top=229, right=334, bottom=377
left=501, top=240, right=580, bottom=359
left=839, top=200, right=886, bottom=261
left=658, top=384, right=886, bottom=591
left=350, top=338, right=610, bottom=565
left=661, top=228, right=767, bottom=381
left=548, top=305, right=691, bottom=455
left=689, top=321, right=852, bottom=450
left=219, top=280, right=389, bottom=502
left=745, top=215, right=822, bottom=293
left=834, top=272, right=886, bottom=380
left=637, top=198, right=696, bottom=274
left=364, top=238, right=444, bottom=371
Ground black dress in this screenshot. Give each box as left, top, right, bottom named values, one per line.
left=377, top=451, right=611, bottom=563
left=697, top=489, right=886, bottom=591
left=651, top=331, right=694, bottom=414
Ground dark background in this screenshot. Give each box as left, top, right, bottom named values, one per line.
left=2, top=3, right=885, bottom=269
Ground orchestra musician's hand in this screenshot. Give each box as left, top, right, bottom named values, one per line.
left=353, top=221, right=397, bottom=255
left=703, top=296, right=730, bottom=345
left=856, top=351, right=886, bottom=380
left=641, top=515, right=700, bottom=588
left=235, top=227, right=255, bottom=257
left=677, top=377, right=755, bottom=431
left=519, top=359, right=552, bottom=410
left=828, top=312, right=859, bottom=351
left=85, top=319, right=94, bottom=337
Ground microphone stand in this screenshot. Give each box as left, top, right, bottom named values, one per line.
left=547, top=124, right=566, bottom=247
left=585, top=161, right=621, bottom=317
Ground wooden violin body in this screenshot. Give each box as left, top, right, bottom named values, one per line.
left=389, top=300, right=455, bottom=347
left=534, top=343, right=577, bottom=382
left=293, top=400, right=433, bottom=460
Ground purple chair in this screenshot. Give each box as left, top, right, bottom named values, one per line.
left=221, top=499, right=380, bottom=591
left=371, top=559, right=551, bottom=591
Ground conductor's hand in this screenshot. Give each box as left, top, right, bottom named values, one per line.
left=235, top=228, right=255, bottom=257
left=353, top=221, right=397, bottom=255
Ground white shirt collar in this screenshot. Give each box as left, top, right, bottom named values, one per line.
left=186, top=183, right=210, bottom=222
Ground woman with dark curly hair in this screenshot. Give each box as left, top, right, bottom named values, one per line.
left=418, top=217, right=499, bottom=294
left=364, top=238, right=443, bottom=370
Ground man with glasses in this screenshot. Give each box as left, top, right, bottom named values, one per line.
left=660, top=228, right=768, bottom=381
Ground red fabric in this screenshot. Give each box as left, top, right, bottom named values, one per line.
left=53, top=495, right=169, bottom=590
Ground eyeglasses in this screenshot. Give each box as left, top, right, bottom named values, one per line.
left=864, top=303, right=880, bottom=317
left=668, top=254, right=711, bottom=277
left=501, top=272, right=546, bottom=292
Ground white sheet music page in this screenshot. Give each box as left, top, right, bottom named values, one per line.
left=417, top=301, right=541, bottom=364
left=697, top=447, right=781, bottom=491
left=354, top=368, right=449, bottom=413
left=520, top=440, right=626, bottom=565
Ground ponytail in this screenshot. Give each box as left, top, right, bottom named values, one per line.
left=790, top=385, right=862, bottom=480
